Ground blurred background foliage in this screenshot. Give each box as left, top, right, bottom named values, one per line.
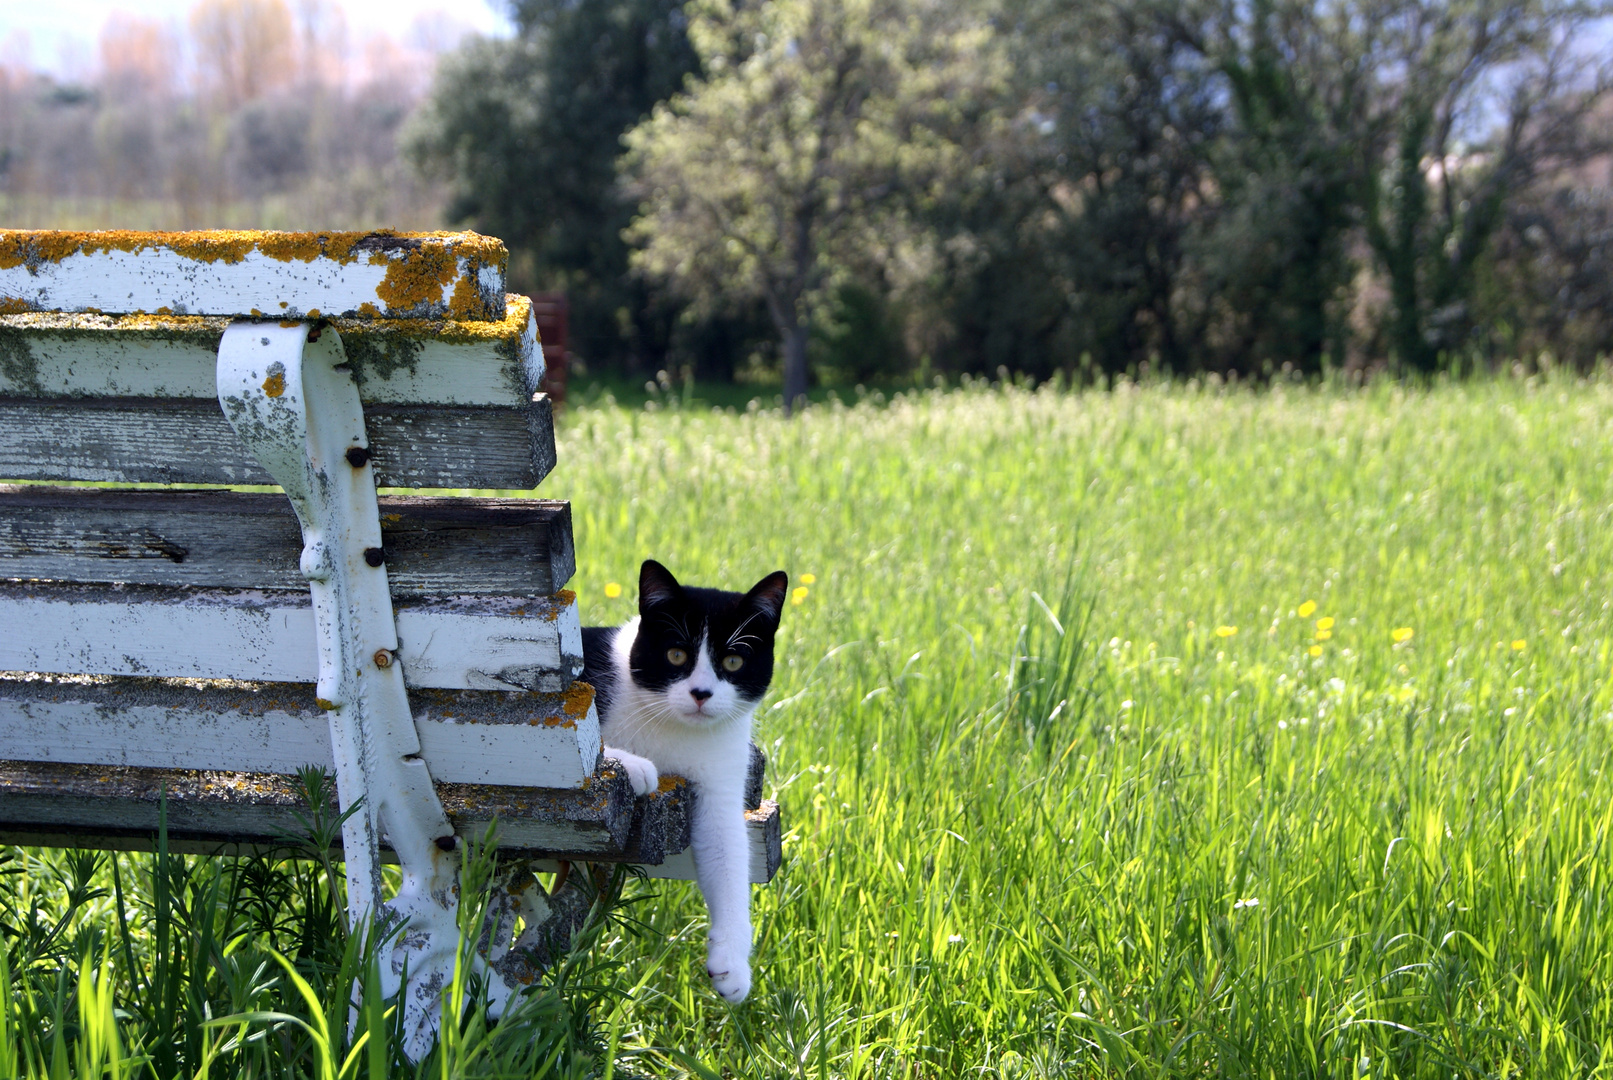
left=2, top=0, right=1611, bottom=385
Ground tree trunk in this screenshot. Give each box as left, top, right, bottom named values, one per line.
left=782, top=320, right=809, bottom=416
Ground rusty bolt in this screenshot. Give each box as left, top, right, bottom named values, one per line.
left=364, top=547, right=385, bottom=567
left=345, top=446, right=371, bottom=468
left=373, top=649, right=392, bottom=669
left=435, top=835, right=457, bottom=852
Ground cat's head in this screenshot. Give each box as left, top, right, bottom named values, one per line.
left=628, top=559, right=788, bottom=727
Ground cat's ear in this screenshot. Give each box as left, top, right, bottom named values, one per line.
left=744, top=571, right=790, bottom=622
left=639, top=559, right=682, bottom=609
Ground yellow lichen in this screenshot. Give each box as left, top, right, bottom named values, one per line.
left=329, top=293, right=531, bottom=344
left=0, top=297, right=33, bottom=315
left=1, top=294, right=532, bottom=345
left=0, top=229, right=506, bottom=271
left=562, top=682, right=595, bottom=719
left=262, top=371, right=285, bottom=397
left=448, top=274, right=482, bottom=320
left=376, top=244, right=458, bottom=314
left=552, top=589, right=576, bottom=605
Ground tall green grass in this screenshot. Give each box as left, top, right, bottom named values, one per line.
left=544, top=376, right=1613, bottom=1077
left=0, top=774, right=631, bottom=1077
left=11, top=375, right=1613, bottom=1076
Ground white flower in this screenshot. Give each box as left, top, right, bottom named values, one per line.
left=947, top=934, right=964, bottom=945
left=1233, top=897, right=1260, bottom=910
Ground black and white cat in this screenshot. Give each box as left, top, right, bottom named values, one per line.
left=581, top=559, right=788, bottom=1003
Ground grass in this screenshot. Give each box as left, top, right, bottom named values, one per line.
left=12, top=372, right=1613, bottom=1076
left=543, top=374, right=1613, bottom=1078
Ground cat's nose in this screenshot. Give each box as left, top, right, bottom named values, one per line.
left=690, top=688, right=713, bottom=703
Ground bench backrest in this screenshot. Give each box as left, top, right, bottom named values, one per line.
left=0, top=230, right=603, bottom=821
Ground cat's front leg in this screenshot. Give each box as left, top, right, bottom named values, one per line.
left=603, top=747, right=659, bottom=796
left=691, top=782, right=752, bottom=1003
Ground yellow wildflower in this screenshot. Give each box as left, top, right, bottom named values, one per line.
left=603, top=582, right=622, bottom=599
left=1392, top=627, right=1414, bottom=643
left=1315, top=616, right=1335, bottom=631
left=1308, top=645, right=1324, bottom=658
left=1314, top=629, right=1333, bottom=641
left=1297, top=600, right=1317, bottom=618
left=1511, top=639, right=1526, bottom=651
left=1215, top=625, right=1238, bottom=638
left=791, top=586, right=809, bottom=606
left=800, top=573, right=817, bottom=585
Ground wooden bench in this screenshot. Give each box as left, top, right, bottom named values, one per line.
left=0, top=230, right=780, bottom=1054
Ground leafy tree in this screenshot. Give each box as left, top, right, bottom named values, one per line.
left=1184, top=0, right=1374, bottom=373
left=621, top=0, right=1004, bottom=411
left=406, top=0, right=701, bottom=370
left=1354, top=0, right=1613, bottom=372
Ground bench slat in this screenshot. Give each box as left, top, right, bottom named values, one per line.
left=0, top=759, right=758, bottom=876
left=639, top=803, right=783, bottom=885
left=0, top=487, right=575, bottom=595
left=0, top=298, right=539, bottom=407
left=0, top=231, right=506, bottom=321
left=0, top=758, right=641, bottom=859
left=0, top=762, right=778, bottom=879
left=0, top=583, right=584, bottom=691
left=0, top=676, right=601, bottom=788
left=0, top=398, right=553, bottom=489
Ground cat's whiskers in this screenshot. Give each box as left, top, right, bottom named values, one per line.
left=726, top=612, right=764, bottom=650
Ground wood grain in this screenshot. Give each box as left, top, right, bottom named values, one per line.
left=0, top=757, right=642, bottom=859
left=0, top=675, right=600, bottom=788
left=0, top=486, right=576, bottom=594
left=0, top=583, right=585, bottom=691
left=0, top=397, right=555, bottom=489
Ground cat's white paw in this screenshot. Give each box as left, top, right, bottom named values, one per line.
left=706, top=940, right=751, bottom=1003
left=604, top=748, right=659, bottom=796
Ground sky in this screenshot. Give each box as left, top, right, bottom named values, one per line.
left=2, top=0, right=514, bottom=77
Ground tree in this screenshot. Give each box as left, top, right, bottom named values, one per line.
left=190, top=0, right=296, bottom=110
left=621, top=0, right=1004, bottom=411
left=405, top=0, right=701, bottom=372
left=1354, top=0, right=1613, bottom=372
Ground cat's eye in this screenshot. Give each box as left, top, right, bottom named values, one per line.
left=666, top=647, right=689, bottom=666
left=722, top=654, right=744, bottom=672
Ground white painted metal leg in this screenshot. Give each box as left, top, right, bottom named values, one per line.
left=217, top=320, right=471, bottom=1058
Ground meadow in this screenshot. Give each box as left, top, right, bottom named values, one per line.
left=8, top=374, right=1613, bottom=1077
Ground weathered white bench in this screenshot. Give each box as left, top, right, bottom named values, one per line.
left=0, top=230, right=780, bottom=1054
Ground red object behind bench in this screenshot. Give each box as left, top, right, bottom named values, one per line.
left=530, top=293, right=569, bottom=407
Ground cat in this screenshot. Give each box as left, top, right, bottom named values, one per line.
left=580, top=559, right=788, bottom=1004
